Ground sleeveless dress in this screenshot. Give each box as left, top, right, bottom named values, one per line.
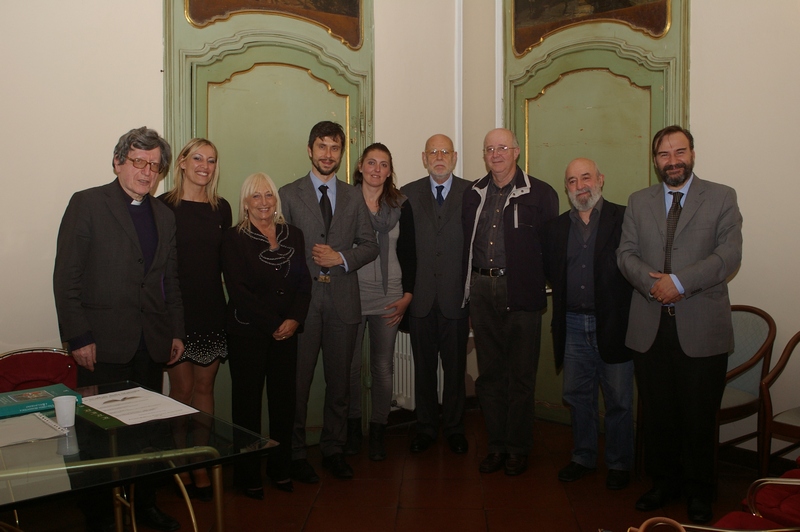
left=159, top=195, right=232, bottom=365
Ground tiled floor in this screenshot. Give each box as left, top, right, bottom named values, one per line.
left=3, top=409, right=761, bottom=531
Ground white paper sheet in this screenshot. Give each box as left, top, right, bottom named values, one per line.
left=81, top=387, right=197, bottom=425
left=0, top=413, right=68, bottom=448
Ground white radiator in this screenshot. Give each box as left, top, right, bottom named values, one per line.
left=391, top=331, right=444, bottom=411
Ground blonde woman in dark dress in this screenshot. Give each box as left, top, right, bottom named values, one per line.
left=160, top=138, right=231, bottom=500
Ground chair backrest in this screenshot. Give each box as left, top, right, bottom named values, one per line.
left=726, top=305, right=777, bottom=394
left=0, top=348, right=77, bottom=393
left=761, top=330, right=800, bottom=422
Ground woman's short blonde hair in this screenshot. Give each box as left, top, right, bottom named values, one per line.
left=237, top=172, right=285, bottom=231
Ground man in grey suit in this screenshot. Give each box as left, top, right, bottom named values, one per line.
left=53, top=126, right=184, bottom=532
left=617, top=125, right=743, bottom=524
left=280, top=121, right=379, bottom=482
left=400, top=134, right=471, bottom=455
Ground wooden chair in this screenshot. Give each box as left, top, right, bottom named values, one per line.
left=759, top=330, right=800, bottom=476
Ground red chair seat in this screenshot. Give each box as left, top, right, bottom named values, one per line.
left=713, top=510, right=786, bottom=529
left=0, top=348, right=77, bottom=393
left=746, top=468, right=800, bottom=527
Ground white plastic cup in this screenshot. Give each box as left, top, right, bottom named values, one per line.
left=57, top=428, right=80, bottom=455
left=53, top=395, right=77, bottom=427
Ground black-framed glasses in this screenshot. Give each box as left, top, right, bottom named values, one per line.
left=427, top=149, right=452, bottom=158
left=127, top=157, right=162, bottom=173
left=484, top=146, right=513, bottom=155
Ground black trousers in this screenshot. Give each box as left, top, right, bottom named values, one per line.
left=408, top=302, right=469, bottom=438
left=634, top=312, right=727, bottom=498
left=228, top=334, right=296, bottom=487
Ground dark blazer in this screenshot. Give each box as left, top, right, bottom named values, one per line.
left=53, top=180, right=184, bottom=364
left=279, top=174, right=379, bottom=325
left=617, top=175, right=743, bottom=357
left=543, top=200, right=634, bottom=369
left=462, top=167, right=559, bottom=312
left=401, top=175, right=471, bottom=320
left=221, top=223, right=312, bottom=338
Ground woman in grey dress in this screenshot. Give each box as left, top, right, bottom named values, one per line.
left=345, top=143, right=416, bottom=460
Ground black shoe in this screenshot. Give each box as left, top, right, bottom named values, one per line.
left=369, top=422, right=387, bottom=461
left=321, top=453, right=354, bottom=479
left=479, top=452, right=508, bottom=474
left=687, top=496, right=713, bottom=524
left=193, top=484, right=213, bottom=502
left=447, top=433, right=468, bottom=454
left=135, top=506, right=180, bottom=532
left=273, top=479, right=294, bottom=493
left=558, top=461, right=596, bottom=482
left=504, top=454, right=528, bottom=476
left=635, top=486, right=681, bottom=512
left=242, top=486, right=264, bottom=500
left=606, top=469, right=630, bottom=490
left=410, top=433, right=434, bottom=453
left=290, top=458, right=320, bottom=484
left=344, top=417, right=363, bottom=456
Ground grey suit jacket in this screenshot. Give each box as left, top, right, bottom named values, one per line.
left=53, top=180, right=185, bottom=364
left=279, top=174, right=379, bottom=324
left=616, top=175, right=743, bottom=357
left=401, top=175, right=471, bottom=320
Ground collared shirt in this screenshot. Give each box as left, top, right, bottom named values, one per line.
left=566, top=197, right=603, bottom=313
left=473, top=179, right=512, bottom=269
left=309, top=170, right=338, bottom=214
left=308, top=170, right=348, bottom=271
left=662, top=173, right=694, bottom=295
left=429, top=173, right=454, bottom=201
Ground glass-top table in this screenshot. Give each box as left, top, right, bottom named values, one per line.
left=0, top=381, right=274, bottom=531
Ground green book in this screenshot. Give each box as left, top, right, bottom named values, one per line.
left=0, top=383, right=82, bottom=419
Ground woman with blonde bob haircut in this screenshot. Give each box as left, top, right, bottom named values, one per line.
left=159, top=137, right=231, bottom=501
left=222, top=172, right=311, bottom=497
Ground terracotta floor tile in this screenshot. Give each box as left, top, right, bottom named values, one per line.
left=399, top=478, right=484, bottom=509
left=396, top=507, right=487, bottom=532
left=314, top=477, right=401, bottom=508
left=486, top=508, right=581, bottom=532
left=304, top=506, right=397, bottom=532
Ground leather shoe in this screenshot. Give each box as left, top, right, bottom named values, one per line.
left=635, top=486, right=680, bottom=512
left=687, top=496, right=713, bottom=524
left=558, top=461, right=596, bottom=482
left=135, top=506, right=180, bottom=532
left=290, top=458, right=320, bottom=484
left=410, top=433, right=434, bottom=453
left=447, top=433, right=468, bottom=454
left=479, top=452, right=508, bottom=474
left=606, top=469, right=630, bottom=490
left=321, top=453, right=354, bottom=479
left=504, top=454, right=528, bottom=476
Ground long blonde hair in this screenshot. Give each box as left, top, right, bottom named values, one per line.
left=163, top=138, right=223, bottom=209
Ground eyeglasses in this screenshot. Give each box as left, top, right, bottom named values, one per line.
left=426, top=149, right=452, bottom=158
left=127, top=157, right=162, bottom=173
left=483, top=146, right=514, bottom=155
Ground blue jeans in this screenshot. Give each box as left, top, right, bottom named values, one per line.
left=563, top=312, right=634, bottom=470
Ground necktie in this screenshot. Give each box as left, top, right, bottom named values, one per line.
left=319, top=184, right=332, bottom=233
left=663, top=191, right=683, bottom=274
left=319, top=185, right=333, bottom=275
left=435, top=185, right=445, bottom=207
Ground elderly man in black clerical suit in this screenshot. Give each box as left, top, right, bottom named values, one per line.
left=54, top=126, right=184, bottom=532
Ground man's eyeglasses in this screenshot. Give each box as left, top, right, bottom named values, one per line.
left=127, top=157, right=162, bottom=173
left=427, top=149, right=452, bottom=158
left=483, top=146, right=513, bottom=155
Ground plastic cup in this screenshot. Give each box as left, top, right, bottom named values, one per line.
left=53, top=395, right=77, bottom=427
left=57, top=428, right=80, bottom=455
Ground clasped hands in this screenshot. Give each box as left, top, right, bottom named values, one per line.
left=312, top=244, right=343, bottom=268
left=649, top=272, right=683, bottom=305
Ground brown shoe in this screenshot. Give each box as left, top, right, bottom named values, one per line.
left=479, top=452, right=507, bottom=474
left=504, top=454, right=528, bottom=476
